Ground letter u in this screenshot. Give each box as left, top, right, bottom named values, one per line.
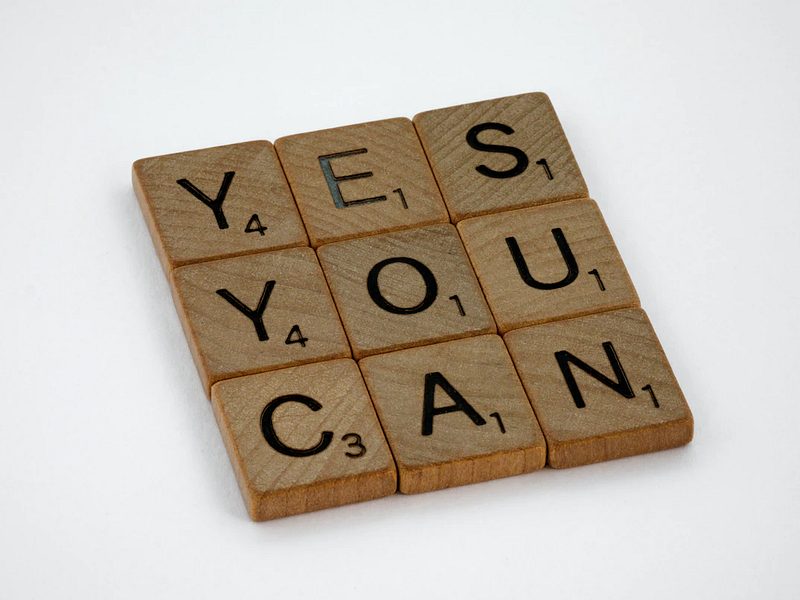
left=505, top=228, right=579, bottom=290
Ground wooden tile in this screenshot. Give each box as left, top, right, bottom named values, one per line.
left=170, top=247, right=350, bottom=397
left=414, top=92, right=588, bottom=222
left=133, top=141, right=308, bottom=274
left=504, top=308, right=693, bottom=469
left=274, top=118, right=449, bottom=247
left=359, top=335, right=545, bottom=494
left=212, top=359, right=397, bottom=521
left=317, top=224, right=496, bottom=359
left=457, top=198, right=639, bottom=333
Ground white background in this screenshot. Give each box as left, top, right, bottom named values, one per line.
left=2, top=1, right=798, bottom=598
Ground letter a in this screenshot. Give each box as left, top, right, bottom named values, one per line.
left=421, top=372, right=486, bottom=436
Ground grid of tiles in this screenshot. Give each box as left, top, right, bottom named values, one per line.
left=133, top=92, right=693, bottom=521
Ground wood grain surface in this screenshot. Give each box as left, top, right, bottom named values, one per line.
left=359, top=335, right=546, bottom=494
left=275, top=118, right=449, bottom=246
left=317, top=224, right=496, bottom=359
left=414, top=92, right=588, bottom=221
left=170, top=247, right=350, bottom=397
left=457, top=198, right=639, bottom=333
left=133, top=141, right=308, bottom=274
left=133, top=96, right=693, bottom=518
left=212, top=359, right=397, bottom=521
left=504, top=308, right=693, bottom=468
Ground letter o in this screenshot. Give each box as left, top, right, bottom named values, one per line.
left=366, top=257, right=438, bottom=315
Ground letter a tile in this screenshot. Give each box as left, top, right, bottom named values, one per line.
left=133, top=141, right=308, bottom=274
left=360, top=335, right=546, bottom=494
left=212, top=359, right=397, bottom=521
left=504, top=308, right=693, bottom=469
left=317, top=224, right=496, bottom=359
left=458, top=198, right=639, bottom=333
left=275, top=118, right=449, bottom=247
left=170, top=247, right=350, bottom=397
left=414, top=92, right=588, bottom=222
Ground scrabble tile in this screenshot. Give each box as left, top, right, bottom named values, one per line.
left=133, top=141, right=308, bottom=274
left=414, top=92, right=588, bottom=221
left=359, top=335, right=546, bottom=494
left=275, top=118, right=449, bottom=247
left=317, top=224, right=496, bottom=359
left=504, top=308, right=693, bottom=469
left=212, top=359, right=397, bottom=521
left=170, top=247, right=350, bottom=397
left=457, top=198, right=639, bottom=333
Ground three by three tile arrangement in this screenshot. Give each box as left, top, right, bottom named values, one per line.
left=133, top=92, right=694, bottom=521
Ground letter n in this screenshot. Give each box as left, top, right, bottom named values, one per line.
left=555, top=342, right=635, bottom=408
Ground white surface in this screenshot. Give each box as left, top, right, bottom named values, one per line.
left=2, top=1, right=798, bottom=598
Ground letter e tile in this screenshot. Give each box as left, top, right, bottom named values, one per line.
left=504, top=308, right=693, bottom=468
left=170, top=247, right=350, bottom=397
left=359, top=335, right=546, bottom=494
left=212, top=359, right=397, bottom=521
left=275, top=118, right=449, bottom=246
left=133, top=141, right=308, bottom=274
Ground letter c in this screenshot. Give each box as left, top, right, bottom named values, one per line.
left=260, top=395, right=333, bottom=457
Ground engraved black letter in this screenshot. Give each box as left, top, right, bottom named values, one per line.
left=465, top=123, right=529, bottom=179
left=176, top=171, right=235, bottom=229
left=367, top=257, right=438, bottom=315
left=261, top=395, right=333, bottom=457
left=421, top=372, right=486, bottom=436
left=216, top=280, right=275, bottom=341
left=506, top=228, right=579, bottom=290
left=318, top=149, right=386, bottom=209
left=555, top=342, right=635, bottom=409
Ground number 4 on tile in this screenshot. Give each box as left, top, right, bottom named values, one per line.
left=245, top=214, right=267, bottom=235
left=285, top=325, right=308, bottom=347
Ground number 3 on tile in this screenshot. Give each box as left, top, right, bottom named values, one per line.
left=342, top=433, right=366, bottom=458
